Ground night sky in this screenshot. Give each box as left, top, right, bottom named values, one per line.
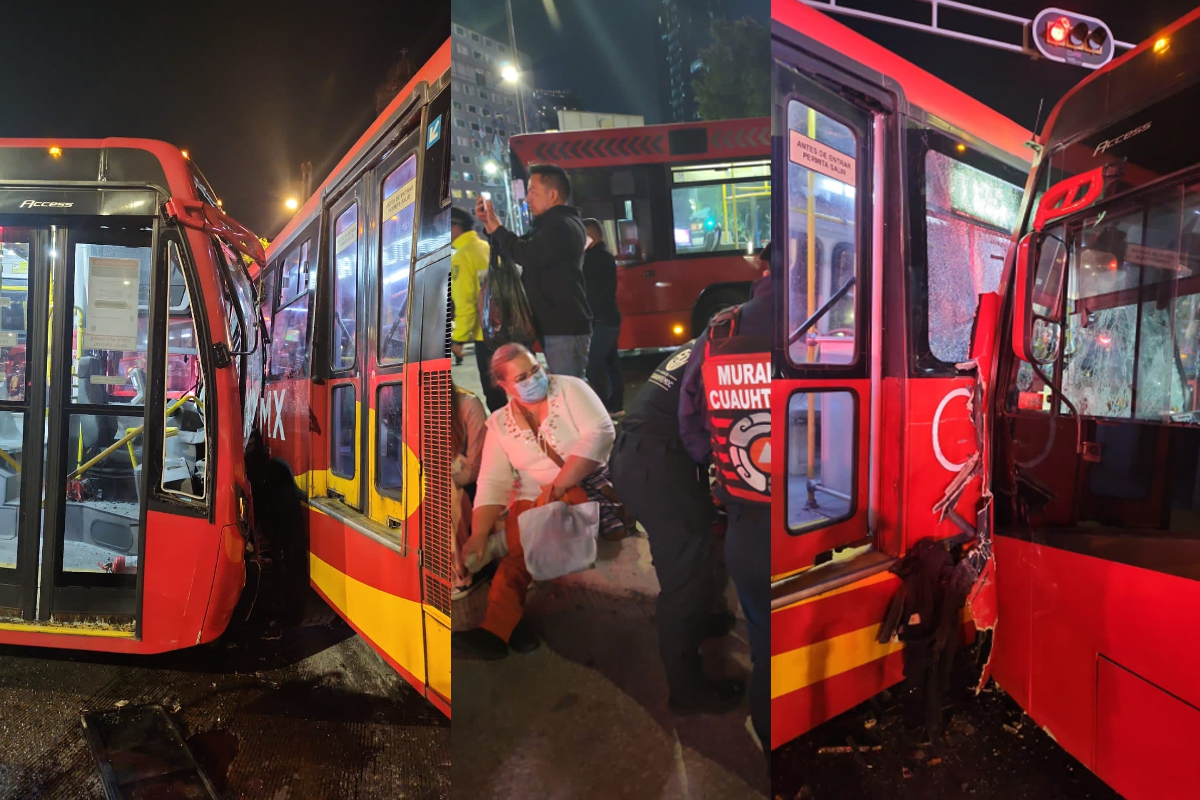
left=0, top=1, right=445, bottom=238
left=451, top=0, right=770, bottom=125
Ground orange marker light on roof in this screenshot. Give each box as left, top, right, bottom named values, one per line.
left=181, top=149, right=189, bottom=159
left=48, top=146, right=62, bottom=158
left=1154, top=37, right=1170, bottom=54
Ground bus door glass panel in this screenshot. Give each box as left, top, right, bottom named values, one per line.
left=373, top=152, right=418, bottom=530
left=670, top=161, right=771, bottom=256
left=775, top=56, right=873, bottom=570
left=0, top=230, right=32, bottom=579
left=269, top=239, right=311, bottom=381
left=379, top=155, right=418, bottom=366
left=328, top=205, right=361, bottom=509
left=786, top=99, right=859, bottom=367
left=160, top=240, right=207, bottom=502
left=62, top=230, right=153, bottom=576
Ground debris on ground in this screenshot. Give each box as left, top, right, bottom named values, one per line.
left=929, top=758, right=943, bottom=767
left=864, top=718, right=878, bottom=730
left=817, top=745, right=882, bottom=754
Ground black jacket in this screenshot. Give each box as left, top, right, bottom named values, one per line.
left=488, top=205, right=592, bottom=337
left=582, top=241, right=621, bottom=327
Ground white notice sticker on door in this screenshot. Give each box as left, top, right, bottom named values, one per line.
left=383, top=179, right=417, bottom=220
left=789, top=130, right=856, bottom=185
left=83, top=257, right=140, bottom=351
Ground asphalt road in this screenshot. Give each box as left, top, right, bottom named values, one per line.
left=770, top=661, right=1122, bottom=800
left=0, top=590, right=449, bottom=800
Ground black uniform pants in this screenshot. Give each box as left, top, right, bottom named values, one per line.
left=725, top=501, right=770, bottom=749
left=610, top=431, right=721, bottom=699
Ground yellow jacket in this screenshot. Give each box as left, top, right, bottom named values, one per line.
left=450, top=229, right=489, bottom=343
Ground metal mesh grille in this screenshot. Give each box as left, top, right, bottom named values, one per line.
left=421, top=366, right=452, bottom=615
left=444, top=274, right=452, bottom=359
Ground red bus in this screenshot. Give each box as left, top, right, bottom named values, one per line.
left=0, top=138, right=265, bottom=652
left=258, top=41, right=452, bottom=715
left=769, top=3, right=1031, bottom=749
left=509, top=117, right=769, bottom=351
left=986, top=10, right=1200, bottom=798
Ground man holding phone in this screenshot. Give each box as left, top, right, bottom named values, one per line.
left=475, top=164, right=592, bottom=378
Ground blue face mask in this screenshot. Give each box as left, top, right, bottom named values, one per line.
left=515, top=369, right=549, bottom=403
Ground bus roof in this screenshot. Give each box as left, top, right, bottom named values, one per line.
left=772, top=1, right=1032, bottom=164
left=1040, top=8, right=1200, bottom=150
left=509, top=116, right=769, bottom=170
left=0, top=137, right=198, bottom=199
left=268, top=39, right=451, bottom=260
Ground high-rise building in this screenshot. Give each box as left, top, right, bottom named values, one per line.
left=530, top=88, right=583, bottom=132
left=657, top=0, right=730, bottom=122
left=450, top=21, right=533, bottom=224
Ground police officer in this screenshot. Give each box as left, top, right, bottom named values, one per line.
left=610, top=341, right=743, bottom=715
left=680, top=243, right=772, bottom=750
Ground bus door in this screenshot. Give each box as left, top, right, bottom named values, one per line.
left=770, top=40, right=895, bottom=748
left=326, top=185, right=367, bottom=510
left=0, top=212, right=193, bottom=631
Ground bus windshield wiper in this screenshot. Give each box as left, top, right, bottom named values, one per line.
left=789, top=275, right=856, bottom=345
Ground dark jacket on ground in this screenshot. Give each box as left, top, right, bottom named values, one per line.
left=582, top=241, right=621, bottom=327
left=487, top=205, right=592, bottom=337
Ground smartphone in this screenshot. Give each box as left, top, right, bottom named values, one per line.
left=481, top=191, right=492, bottom=201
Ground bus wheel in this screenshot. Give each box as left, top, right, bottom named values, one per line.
left=693, top=288, right=749, bottom=336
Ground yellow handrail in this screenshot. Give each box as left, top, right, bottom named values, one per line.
left=68, top=394, right=194, bottom=481
left=0, top=447, right=20, bottom=474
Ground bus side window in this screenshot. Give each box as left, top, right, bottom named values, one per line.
left=269, top=238, right=312, bottom=380
left=573, top=167, right=654, bottom=266
left=670, top=160, right=771, bottom=256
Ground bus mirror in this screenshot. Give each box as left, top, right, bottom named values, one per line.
left=1012, top=233, right=1037, bottom=362
left=1013, top=231, right=1064, bottom=365
left=1033, top=166, right=1104, bottom=231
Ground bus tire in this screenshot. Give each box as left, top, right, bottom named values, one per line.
left=693, top=287, right=750, bottom=336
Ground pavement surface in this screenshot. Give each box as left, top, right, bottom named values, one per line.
left=770, top=660, right=1123, bottom=800
left=451, top=347, right=769, bottom=799
left=0, top=590, right=449, bottom=800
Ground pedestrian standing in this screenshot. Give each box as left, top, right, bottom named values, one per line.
left=679, top=244, right=772, bottom=751
left=582, top=218, right=625, bottom=417
left=451, top=207, right=506, bottom=411
left=475, top=164, right=592, bottom=378
left=609, top=339, right=742, bottom=715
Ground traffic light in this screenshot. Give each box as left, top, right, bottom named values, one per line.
left=1031, top=8, right=1114, bottom=69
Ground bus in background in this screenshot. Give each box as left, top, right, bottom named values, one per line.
left=988, top=10, right=1200, bottom=798
left=509, top=117, right=769, bottom=351
left=0, top=138, right=265, bottom=652
left=769, top=3, right=1031, bottom=749
left=258, top=41, right=452, bottom=716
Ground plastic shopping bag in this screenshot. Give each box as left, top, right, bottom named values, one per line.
left=518, top=500, right=600, bottom=581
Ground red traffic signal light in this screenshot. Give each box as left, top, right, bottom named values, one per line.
left=1032, top=7, right=1114, bottom=69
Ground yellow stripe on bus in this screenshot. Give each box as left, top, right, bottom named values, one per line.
left=309, top=550, right=440, bottom=698
left=0, top=621, right=136, bottom=638
left=773, top=569, right=895, bottom=612
left=771, top=623, right=903, bottom=699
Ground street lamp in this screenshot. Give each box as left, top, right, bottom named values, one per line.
left=285, top=198, right=298, bottom=211
left=484, top=161, right=499, bottom=176
left=501, top=64, right=520, bottom=83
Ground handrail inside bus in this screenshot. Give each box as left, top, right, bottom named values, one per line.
left=68, top=393, right=196, bottom=481
left=789, top=274, right=857, bottom=344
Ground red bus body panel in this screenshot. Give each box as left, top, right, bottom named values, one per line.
left=770, top=0, right=1030, bottom=749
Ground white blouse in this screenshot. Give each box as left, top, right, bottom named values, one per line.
left=474, top=375, right=616, bottom=508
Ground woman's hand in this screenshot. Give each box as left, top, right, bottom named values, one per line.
left=536, top=482, right=567, bottom=507
left=462, top=530, right=489, bottom=573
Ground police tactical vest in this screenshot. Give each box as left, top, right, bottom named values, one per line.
left=702, top=306, right=771, bottom=505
